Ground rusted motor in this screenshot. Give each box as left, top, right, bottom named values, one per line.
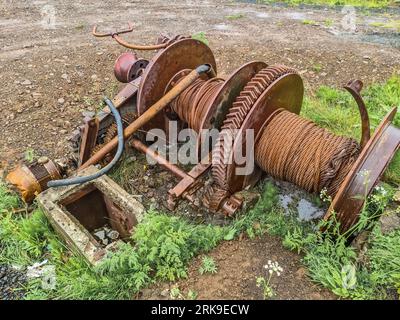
left=6, top=159, right=62, bottom=203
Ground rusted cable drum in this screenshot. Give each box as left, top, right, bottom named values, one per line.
left=211, top=65, right=304, bottom=193
left=255, top=110, right=360, bottom=197
left=137, top=39, right=217, bottom=132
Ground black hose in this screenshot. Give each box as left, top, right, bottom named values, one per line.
left=47, top=97, right=124, bottom=188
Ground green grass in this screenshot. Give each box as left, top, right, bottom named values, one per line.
left=324, top=19, right=334, bottom=27
left=225, top=13, right=245, bottom=20
left=302, top=19, right=318, bottom=25
left=191, top=32, right=209, bottom=45
left=0, top=181, right=281, bottom=300
left=260, top=0, right=395, bottom=8
left=0, top=206, right=229, bottom=299
left=370, top=20, right=400, bottom=32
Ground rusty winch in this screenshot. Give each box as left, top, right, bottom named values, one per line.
left=7, top=23, right=400, bottom=234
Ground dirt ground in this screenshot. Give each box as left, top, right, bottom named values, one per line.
left=139, top=234, right=336, bottom=300
left=1, top=0, right=399, bottom=300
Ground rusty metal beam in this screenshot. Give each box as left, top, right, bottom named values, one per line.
left=79, top=117, right=99, bottom=166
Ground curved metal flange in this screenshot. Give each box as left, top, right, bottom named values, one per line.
left=196, top=61, right=268, bottom=156
left=344, top=79, right=371, bottom=149
left=137, top=38, right=217, bottom=132
left=226, top=72, right=304, bottom=193
left=202, top=61, right=268, bottom=132
left=325, top=107, right=400, bottom=232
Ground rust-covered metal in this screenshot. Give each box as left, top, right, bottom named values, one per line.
left=114, top=52, right=149, bottom=83
left=130, top=139, right=187, bottom=180
left=326, top=107, right=400, bottom=232
left=80, top=67, right=207, bottom=170
left=137, top=38, right=217, bottom=131
left=6, top=159, right=62, bottom=203
left=93, top=22, right=165, bottom=50
left=42, top=31, right=400, bottom=235
left=211, top=65, right=302, bottom=192
left=344, top=80, right=371, bottom=149
left=79, top=117, right=99, bottom=166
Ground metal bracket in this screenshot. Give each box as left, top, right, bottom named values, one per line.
left=344, top=79, right=371, bottom=149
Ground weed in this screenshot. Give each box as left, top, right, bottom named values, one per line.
left=199, top=256, right=218, bottom=275
left=260, top=0, right=393, bottom=9
left=82, top=96, right=95, bottom=107
left=370, top=20, right=400, bottom=32
left=0, top=181, right=20, bottom=214
left=24, top=148, right=36, bottom=163
left=170, top=286, right=183, bottom=299
left=0, top=184, right=229, bottom=300
left=324, top=19, right=334, bottom=27
left=256, top=260, right=283, bottom=299
left=187, top=289, right=198, bottom=300
left=282, top=178, right=398, bottom=299
left=302, top=19, right=318, bottom=25
left=191, top=32, right=209, bottom=45
left=225, top=13, right=245, bottom=20
left=75, top=23, right=85, bottom=30
left=312, top=63, right=323, bottom=73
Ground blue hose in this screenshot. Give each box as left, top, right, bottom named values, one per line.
left=47, top=97, right=124, bottom=188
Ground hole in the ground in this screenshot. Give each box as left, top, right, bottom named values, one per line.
left=59, top=184, right=136, bottom=245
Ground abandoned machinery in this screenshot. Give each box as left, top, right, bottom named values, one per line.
left=7, top=24, right=400, bottom=237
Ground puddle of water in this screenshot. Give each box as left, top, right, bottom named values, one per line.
left=279, top=194, right=293, bottom=211
left=213, top=24, right=232, bottom=31
left=297, top=199, right=325, bottom=221
left=360, top=33, right=400, bottom=49
left=285, top=11, right=307, bottom=21
left=256, top=12, right=270, bottom=19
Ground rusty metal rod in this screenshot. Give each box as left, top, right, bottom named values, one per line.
left=79, top=65, right=211, bottom=170
left=130, top=139, right=188, bottom=180
left=113, top=34, right=167, bottom=50
left=92, top=23, right=166, bottom=50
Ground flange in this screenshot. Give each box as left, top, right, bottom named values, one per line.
left=196, top=61, right=267, bottom=156
left=227, top=72, right=304, bottom=193
left=325, top=107, right=400, bottom=232
left=137, top=38, right=217, bottom=132
left=211, top=65, right=303, bottom=193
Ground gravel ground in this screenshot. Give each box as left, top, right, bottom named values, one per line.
left=0, top=265, right=27, bottom=300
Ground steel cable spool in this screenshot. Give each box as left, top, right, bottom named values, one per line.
left=255, top=110, right=361, bottom=198
left=171, top=77, right=224, bottom=132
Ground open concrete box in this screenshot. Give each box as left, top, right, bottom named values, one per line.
left=37, top=166, right=144, bottom=265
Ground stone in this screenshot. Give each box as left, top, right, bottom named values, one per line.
left=94, top=230, right=106, bottom=240
left=37, top=156, right=49, bottom=164
left=57, top=98, right=65, bottom=105
left=379, top=210, right=400, bottom=235
left=107, top=230, right=119, bottom=240
left=21, top=80, right=32, bottom=85
left=160, top=289, right=170, bottom=297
